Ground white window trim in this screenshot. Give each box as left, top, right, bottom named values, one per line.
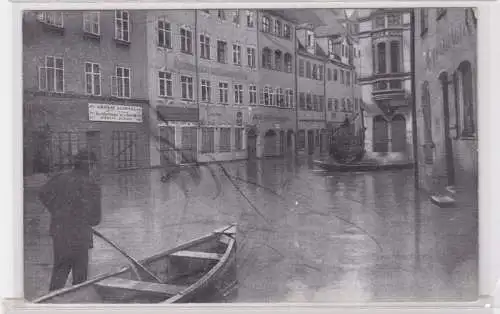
left=180, top=75, right=194, bottom=100
left=112, top=66, right=132, bottom=99
left=233, top=83, right=244, bottom=104
left=157, top=17, right=172, bottom=49
left=114, top=10, right=130, bottom=42
left=39, top=56, right=65, bottom=93
left=158, top=71, right=173, bottom=98
left=200, top=79, right=212, bottom=103
left=84, top=62, right=101, bottom=96
left=246, top=10, right=255, bottom=28
left=199, top=33, right=211, bottom=59
left=249, top=84, right=257, bottom=105
left=217, top=40, right=228, bottom=64
left=233, top=43, right=242, bottom=66
left=180, top=26, right=193, bottom=54
left=218, top=81, right=229, bottom=105
left=83, top=12, right=100, bottom=35
left=247, top=46, right=256, bottom=68
left=37, top=11, right=64, bottom=28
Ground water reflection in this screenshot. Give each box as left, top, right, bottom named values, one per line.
left=24, top=158, right=477, bottom=302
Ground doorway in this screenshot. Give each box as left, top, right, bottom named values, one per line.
left=86, top=131, right=101, bottom=170
left=247, top=129, right=257, bottom=160
left=440, top=72, right=456, bottom=186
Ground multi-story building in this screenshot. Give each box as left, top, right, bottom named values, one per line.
left=353, top=9, right=413, bottom=159
left=414, top=8, right=477, bottom=204
left=23, top=10, right=151, bottom=175
left=147, top=9, right=258, bottom=166
left=252, top=10, right=297, bottom=158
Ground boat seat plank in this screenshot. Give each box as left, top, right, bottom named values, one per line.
left=171, top=250, right=222, bottom=260
left=96, top=277, right=187, bottom=296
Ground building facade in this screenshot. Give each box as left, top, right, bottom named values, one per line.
left=414, top=8, right=477, bottom=200
left=253, top=10, right=297, bottom=158
left=147, top=9, right=258, bottom=166
left=23, top=10, right=151, bottom=175
left=353, top=9, right=413, bottom=159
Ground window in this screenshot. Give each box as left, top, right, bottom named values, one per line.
left=455, top=61, right=475, bottom=136
left=340, top=70, right=345, bottom=84
left=327, top=68, right=332, bottom=81
left=276, top=88, right=284, bottom=107
left=306, top=92, right=312, bottom=110
left=218, top=10, right=226, bottom=20
left=312, top=64, right=317, bottom=80
left=420, top=9, right=429, bottom=36
left=262, top=16, right=271, bottom=33
left=299, top=59, right=305, bottom=77
left=375, top=15, right=385, bottom=28
left=263, top=86, right=272, bottom=106
left=114, top=10, right=129, bottom=42
left=201, top=79, right=211, bottom=102
left=37, top=11, right=63, bottom=28
left=112, top=131, right=137, bottom=169
left=341, top=98, right=346, bottom=111
left=306, top=61, right=311, bottom=78
left=200, top=34, right=210, bottom=59
left=39, top=56, right=64, bottom=93
left=377, top=42, right=387, bottom=73
left=180, top=75, right=193, bottom=100
left=247, top=47, right=256, bottom=68
left=299, top=92, right=306, bottom=110
left=274, top=20, right=282, bottom=36
left=262, top=47, right=272, bottom=69
left=232, top=9, right=240, bottom=26
left=347, top=99, right=352, bottom=111
left=346, top=72, right=351, bottom=86
left=234, top=83, right=243, bottom=104
left=283, top=24, right=291, bottom=39
left=285, top=89, right=294, bottom=108
left=268, top=87, right=275, bottom=106
left=219, top=128, right=231, bottom=152
left=246, top=10, right=255, bottom=27
left=112, top=66, right=130, bottom=98
left=328, top=39, right=334, bottom=55
left=319, top=96, right=325, bottom=112
left=274, top=50, right=282, bottom=71
left=306, top=31, right=314, bottom=47
left=334, top=99, right=339, bottom=111
left=180, top=28, right=193, bottom=54
left=318, top=65, right=324, bottom=81
left=235, top=128, right=243, bottom=150
left=334, top=69, right=338, bottom=81
left=158, top=71, right=172, bottom=97
left=328, top=98, right=333, bottom=111
left=158, top=19, right=171, bottom=48
left=84, top=62, right=100, bottom=96
left=297, top=130, right=306, bottom=150
left=219, top=82, right=229, bottom=104
left=202, top=128, right=215, bottom=153
left=233, top=44, right=242, bottom=65
left=249, top=85, right=257, bottom=104
left=387, top=13, right=401, bottom=26
left=83, top=12, right=99, bottom=35
left=390, top=41, right=400, bottom=72
left=313, top=95, right=318, bottom=111
left=284, top=53, right=292, bottom=73
left=217, top=40, right=227, bottom=63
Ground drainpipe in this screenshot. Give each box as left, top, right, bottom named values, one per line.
left=323, top=57, right=327, bottom=153
left=194, top=9, right=200, bottom=164
left=410, top=9, right=419, bottom=186
left=294, top=25, right=299, bottom=156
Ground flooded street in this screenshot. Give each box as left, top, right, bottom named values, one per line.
left=24, top=157, right=478, bottom=302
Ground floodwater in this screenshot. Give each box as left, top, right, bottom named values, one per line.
left=23, top=157, right=478, bottom=302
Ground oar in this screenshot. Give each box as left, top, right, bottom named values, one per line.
left=92, top=229, right=163, bottom=283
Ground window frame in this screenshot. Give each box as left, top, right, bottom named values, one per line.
left=158, top=71, right=173, bottom=98
left=83, top=11, right=100, bottom=36
left=180, top=27, right=193, bottom=54
left=84, top=62, right=101, bottom=96
left=157, top=18, right=172, bottom=48
left=180, top=75, right=194, bottom=100
left=201, top=79, right=212, bottom=102
left=114, top=10, right=130, bottom=43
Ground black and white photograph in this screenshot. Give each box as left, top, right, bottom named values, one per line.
left=21, top=7, right=478, bottom=304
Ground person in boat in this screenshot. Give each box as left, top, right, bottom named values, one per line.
left=38, top=150, right=102, bottom=291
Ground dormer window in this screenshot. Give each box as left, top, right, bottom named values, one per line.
left=328, top=39, right=334, bottom=55
left=306, top=31, right=314, bottom=48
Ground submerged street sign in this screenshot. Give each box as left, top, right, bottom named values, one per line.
left=88, top=103, right=143, bottom=123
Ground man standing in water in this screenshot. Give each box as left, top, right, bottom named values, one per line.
left=38, top=150, right=102, bottom=291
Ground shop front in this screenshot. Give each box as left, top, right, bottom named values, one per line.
left=23, top=93, right=150, bottom=175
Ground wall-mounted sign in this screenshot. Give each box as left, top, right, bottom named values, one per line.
left=89, top=103, right=143, bottom=123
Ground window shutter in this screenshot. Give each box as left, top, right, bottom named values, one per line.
left=38, top=67, right=47, bottom=91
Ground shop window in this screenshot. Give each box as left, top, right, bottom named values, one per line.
left=201, top=127, right=215, bottom=153
left=112, top=131, right=138, bottom=169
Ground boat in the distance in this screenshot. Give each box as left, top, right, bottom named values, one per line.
left=32, top=224, right=237, bottom=304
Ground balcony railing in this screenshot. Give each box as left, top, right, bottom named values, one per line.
left=372, top=78, right=405, bottom=100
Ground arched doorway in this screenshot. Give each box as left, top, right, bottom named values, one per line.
left=286, top=130, right=294, bottom=152
left=373, top=115, right=389, bottom=152
left=279, top=130, right=286, bottom=155
left=247, top=128, right=257, bottom=159
left=264, top=129, right=277, bottom=157
left=307, top=130, right=315, bottom=155
left=391, top=114, right=406, bottom=152
left=440, top=71, right=455, bottom=186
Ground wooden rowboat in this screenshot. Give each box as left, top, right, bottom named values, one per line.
left=32, top=224, right=237, bottom=304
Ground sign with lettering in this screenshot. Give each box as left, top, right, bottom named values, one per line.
left=88, top=103, right=143, bottom=123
